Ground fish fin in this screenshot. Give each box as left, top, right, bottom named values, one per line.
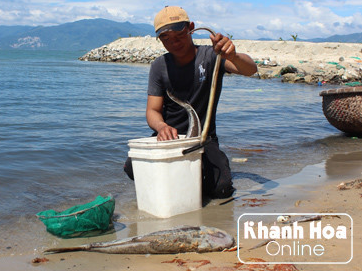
left=44, top=245, right=88, bottom=254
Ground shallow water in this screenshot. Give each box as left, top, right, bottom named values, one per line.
left=0, top=50, right=361, bottom=256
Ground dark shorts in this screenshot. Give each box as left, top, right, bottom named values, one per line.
left=124, top=137, right=235, bottom=199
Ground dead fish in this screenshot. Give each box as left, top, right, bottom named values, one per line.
left=44, top=225, right=235, bottom=254
left=166, top=90, right=201, bottom=138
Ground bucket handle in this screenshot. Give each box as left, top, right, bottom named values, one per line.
left=182, top=137, right=211, bottom=155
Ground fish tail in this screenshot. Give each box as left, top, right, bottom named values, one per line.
left=44, top=245, right=89, bottom=254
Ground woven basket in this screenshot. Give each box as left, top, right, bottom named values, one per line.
left=319, top=86, right=362, bottom=135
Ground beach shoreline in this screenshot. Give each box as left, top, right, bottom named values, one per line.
left=1, top=150, right=361, bottom=271
left=2, top=41, right=362, bottom=270
left=79, top=36, right=362, bottom=85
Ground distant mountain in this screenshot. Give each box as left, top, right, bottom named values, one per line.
left=257, top=37, right=274, bottom=41
left=0, top=18, right=210, bottom=50
left=0, top=26, right=37, bottom=39
left=307, top=32, right=362, bottom=43
left=259, top=32, right=362, bottom=43
left=0, top=19, right=155, bottom=50
left=2, top=18, right=361, bottom=50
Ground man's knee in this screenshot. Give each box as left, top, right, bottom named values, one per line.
left=124, top=157, right=134, bottom=180
left=212, top=182, right=236, bottom=199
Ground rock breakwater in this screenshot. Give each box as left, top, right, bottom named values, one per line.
left=79, top=36, right=166, bottom=64
left=79, top=36, right=362, bottom=86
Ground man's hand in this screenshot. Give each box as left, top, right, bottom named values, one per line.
left=157, top=124, right=178, bottom=141
left=147, top=95, right=179, bottom=141
left=210, top=32, right=257, bottom=76
left=210, top=33, right=236, bottom=62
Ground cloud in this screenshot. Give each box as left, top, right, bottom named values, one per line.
left=290, top=1, right=362, bottom=38
left=0, top=0, right=150, bottom=26
left=234, top=0, right=362, bottom=39
left=0, top=0, right=361, bottom=39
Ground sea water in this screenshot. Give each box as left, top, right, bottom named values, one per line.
left=0, top=50, right=361, bottom=256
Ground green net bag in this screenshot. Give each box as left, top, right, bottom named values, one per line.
left=37, top=195, right=115, bottom=238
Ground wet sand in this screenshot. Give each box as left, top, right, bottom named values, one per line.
left=1, top=151, right=361, bottom=270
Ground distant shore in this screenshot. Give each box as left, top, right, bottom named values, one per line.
left=79, top=36, right=362, bottom=85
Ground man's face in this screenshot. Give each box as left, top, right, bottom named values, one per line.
left=158, top=23, right=194, bottom=57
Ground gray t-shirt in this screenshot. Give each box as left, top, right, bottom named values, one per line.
left=148, top=45, right=226, bottom=137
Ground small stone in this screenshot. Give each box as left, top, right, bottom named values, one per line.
left=280, top=65, right=298, bottom=75
left=282, top=73, right=297, bottom=83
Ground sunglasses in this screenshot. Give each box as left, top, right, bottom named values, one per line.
left=158, top=23, right=189, bottom=42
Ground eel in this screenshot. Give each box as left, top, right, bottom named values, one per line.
left=166, top=90, right=201, bottom=138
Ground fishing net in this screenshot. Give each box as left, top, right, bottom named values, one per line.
left=37, top=195, right=115, bottom=238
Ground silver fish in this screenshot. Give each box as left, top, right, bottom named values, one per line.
left=44, top=226, right=235, bottom=254
left=166, top=90, right=201, bottom=138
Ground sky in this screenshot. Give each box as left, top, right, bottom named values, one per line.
left=1, top=0, right=362, bottom=40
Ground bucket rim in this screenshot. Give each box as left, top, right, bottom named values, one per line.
left=128, top=135, right=201, bottom=148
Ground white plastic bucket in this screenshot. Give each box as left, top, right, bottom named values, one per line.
left=128, top=136, right=203, bottom=218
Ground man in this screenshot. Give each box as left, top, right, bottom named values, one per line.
left=125, top=6, right=257, bottom=199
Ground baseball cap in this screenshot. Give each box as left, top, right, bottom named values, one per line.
left=154, top=6, right=190, bottom=38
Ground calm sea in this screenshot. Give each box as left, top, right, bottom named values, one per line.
left=0, top=50, right=361, bottom=256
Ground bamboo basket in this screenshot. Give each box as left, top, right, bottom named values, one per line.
left=319, top=86, right=362, bottom=135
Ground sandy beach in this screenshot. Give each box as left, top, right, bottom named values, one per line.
left=1, top=39, right=362, bottom=270
left=79, top=36, right=362, bottom=85
left=1, top=150, right=361, bottom=271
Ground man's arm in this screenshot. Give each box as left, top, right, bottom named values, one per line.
left=146, top=95, right=178, bottom=141
left=210, top=33, right=257, bottom=76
